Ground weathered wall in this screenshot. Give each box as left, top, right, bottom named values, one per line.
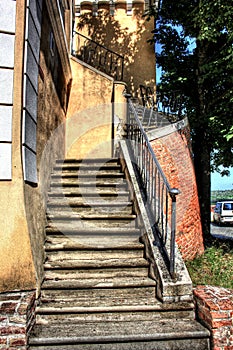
left=0, top=0, right=72, bottom=293
left=0, top=0, right=37, bottom=293
left=23, top=2, right=72, bottom=289
left=75, top=0, right=155, bottom=97
left=66, top=57, right=114, bottom=159
left=150, top=121, right=204, bottom=260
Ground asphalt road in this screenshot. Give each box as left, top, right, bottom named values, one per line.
left=211, top=222, right=233, bottom=240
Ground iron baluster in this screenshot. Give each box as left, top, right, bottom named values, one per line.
left=125, top=95, right=180, bottom=279
left=72, top=31, right=124, bottom=81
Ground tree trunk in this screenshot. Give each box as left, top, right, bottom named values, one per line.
left=193, top=37, right=212, bottom=245
left=193, top=132, right=212, bottom=245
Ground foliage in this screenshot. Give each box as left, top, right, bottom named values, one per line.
left=186, top=240, right=233, bottom=289
left=145, top=0, right=233, bottom=238
left=146, top=0, right=233, bottom=169
left=211, top=189, right=233, bottom=204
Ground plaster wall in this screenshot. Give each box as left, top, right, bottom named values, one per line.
left=66, top=58, right=114, bottom=159
left=23, top=2, right=72, bottom=289
left=0, top=0, right=72, bottom=292
left=0, top=0, right=36, bottom=292
left=75, top=0, right=155, bottom=97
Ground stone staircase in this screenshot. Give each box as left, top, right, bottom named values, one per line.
left=28, top=158, right=210, bottom=349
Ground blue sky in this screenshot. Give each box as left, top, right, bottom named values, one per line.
left=156, top=40, right=232, bottom=193
left=211, top=168, right=233, bottom=191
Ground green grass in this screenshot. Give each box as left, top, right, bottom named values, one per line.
left=186, top=240, right=233, bottom=289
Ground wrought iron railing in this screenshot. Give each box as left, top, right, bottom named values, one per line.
left=156, top=90, right=185, bottom=120
left=125, top=94, right=180, bottom=278
left=138, top=85, right=185, bottom=127
left=72, top=31, right=124, bottom=81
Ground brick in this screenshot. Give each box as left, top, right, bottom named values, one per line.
left=9, top=316, right=26, bottom=324
left=211, top=311, right=231, bottom=320
left=212, top=319, right=232, bottom=329
left=0, top=326, right=26, bottom=335
left=0, top=303, right=17, bottom=314
left=9, top=338, right=26, bottom=346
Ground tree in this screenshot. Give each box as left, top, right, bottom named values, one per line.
left=145, top=0, right=233, bottom=243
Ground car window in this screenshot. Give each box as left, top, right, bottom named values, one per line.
left=223, top=203, right=233, bottom=210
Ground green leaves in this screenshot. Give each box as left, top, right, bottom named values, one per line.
left=149, top=0, right=233, bottom=169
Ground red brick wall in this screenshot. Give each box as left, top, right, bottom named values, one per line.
left=194, top=285, right=233, bottom=350
left=150, top=124, right=204, bottom=260
left=0, top=291, right=36, bottom=349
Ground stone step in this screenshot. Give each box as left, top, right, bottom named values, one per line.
left=35, top=309, right=194, bottom=325
left=37, top=288, right=194, bottom=317
left=50, top=178, right=127, bottom=186
left=50, top=182, right=128, bottom=190
left=51, top=173, right=125, bottom=180
left=42, top=275, right=155, bottom=290
left=47, top=197, right=132, bottom=206
left=45, top=226, right=141, bottom=238
left=44, top=266, right=149, bottom=280
left=47, top=212, right=136, bottom=220
left=46, top=217, right=137, bottom=229
left=53, top=162, right=122, bottom=173
left=48, top=194, right=130, bottom=205
left=44, top=248, right=146, bottom=270
left=40, top=286, right=156, bottom=307
left=44, top=256, right=149, bottom=270
left=56, top=158, right=120, bottom=167
left=48, top=188, right=129, bottom=198
left=29, top=318, right=210, bottom=349
left=47, top=200, right=133, bottom=215
left=44, top=235, right=143, bottom=251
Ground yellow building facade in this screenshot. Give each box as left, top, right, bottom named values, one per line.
left=0, top=0, right=156, bottom=294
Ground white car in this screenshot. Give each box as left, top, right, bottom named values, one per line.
left=213, top=201, right=233, bottom=225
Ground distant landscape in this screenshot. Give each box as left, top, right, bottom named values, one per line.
left=211, top=190, right=233, bottom=204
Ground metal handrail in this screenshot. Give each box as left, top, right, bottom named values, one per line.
left=72, top=31, right=124, bottom=81
left=125, top=94, right=180, bottom=278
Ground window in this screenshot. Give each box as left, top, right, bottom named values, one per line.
left=223, top=203, right=233, bottom=210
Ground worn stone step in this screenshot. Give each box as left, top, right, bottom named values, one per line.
left=46, top=218, right=137, bottom=229
left=29, top=319, right=210, bottom=349
left=53, top=163, right=122, bottom=173
left=44, top=266, right=149, bottom=280
left=29, top=339, right=210, bottom=350
left=50, top=183, right=128, bottom=191
left=44, top=256, right=149, bottom=270
left=48, top=194, right=129, bottom=206
left=55, top=158, right=120, bottom=166
left=36, top=307, right=194, bottom=324
left=50, top=178, right=126, bottom=187
left=42, top=275, right=155, bottom=290
left=44, top=235, right=143, bottom=251
left=37, top=288, right=194, bottom=318
left=47, top=211, right=136, bottom=219
left=40, top=286, right=156, bottom=307
left=51, top=173, right=125, bottom=180
left=45, top=248, right=144, bottom=260
left=48, top=188, right=129, bottom=198
left=45, top=226, right=141, bottom=238
left=47, top=201, right=133, bottom=215
left=56, top=158, right=119, bottom=164
left=47, top=197, right=132, bottom=206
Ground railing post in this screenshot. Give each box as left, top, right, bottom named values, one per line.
left=124, top=93, right=132, bottom=138
left=169, top=188, right=180, bottom=279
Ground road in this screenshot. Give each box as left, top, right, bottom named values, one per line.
left=211, top=223, right=233, bottom=240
